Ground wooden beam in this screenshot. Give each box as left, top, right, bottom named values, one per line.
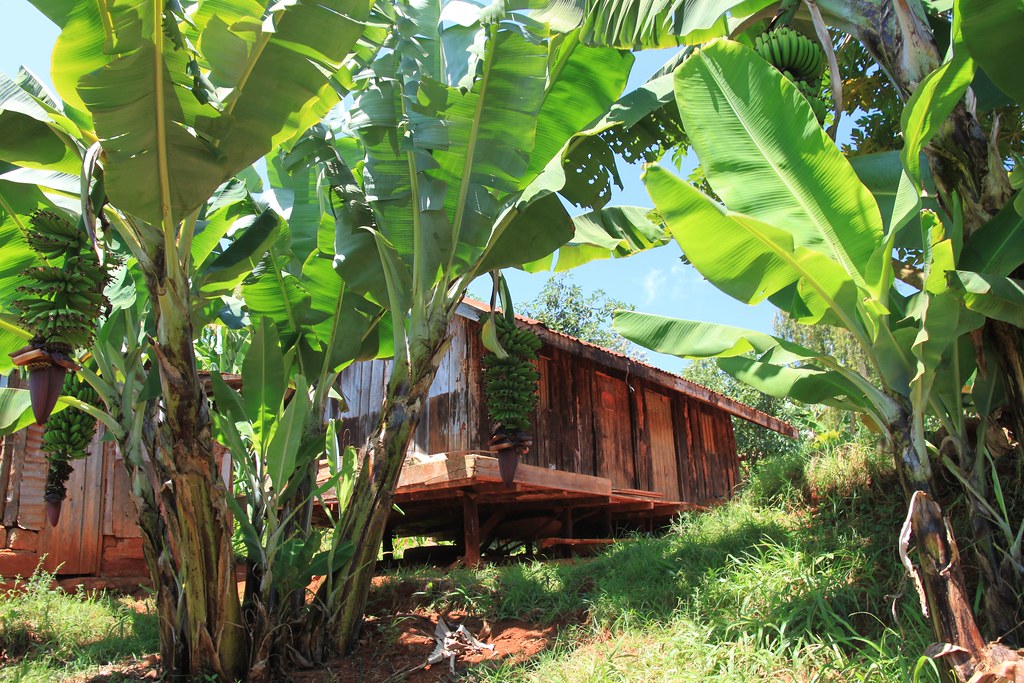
left=463, top=495, right=480, bottom=567
left=397, top=453, right=612, bottom=498
left=537, top=537, right=614, bottom=550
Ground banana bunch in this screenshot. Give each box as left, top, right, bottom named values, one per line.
left=42, top=372, right=99, bottom=501
left=753, top=26, right=829, bottom=124
left=12, top=211, right=109, bottom=355
left=481, top=314, right=541, bottom=433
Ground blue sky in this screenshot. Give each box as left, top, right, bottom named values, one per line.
left=0, top=5, right=778, bottom=374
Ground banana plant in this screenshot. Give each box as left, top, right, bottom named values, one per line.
left=281, top=1, right=683, bottom=652
left=207, top=317, right=362, bottom=677
left=613, top=37, right=1023, bottom=679
left=0, top=1, right=386, bottom=678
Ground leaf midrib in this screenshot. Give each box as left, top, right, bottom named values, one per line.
left=697, top=50, right=867, bottom=288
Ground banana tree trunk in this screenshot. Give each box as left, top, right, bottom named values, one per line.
left=315, top=319, right=452, bottom=655
left=888, top=404, right=986, bottom=681
left=137, top=270, right=247, bottom=680
left=956, top=433, right=1021, bottom=645
left=822, top=0, right=1023, bottom=655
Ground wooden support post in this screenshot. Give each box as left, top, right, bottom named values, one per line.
left=463, top=494, right=480, bottom=567
left=382, top=527, right=394, bottom=562
left=561, top=508, right=574, bottom=558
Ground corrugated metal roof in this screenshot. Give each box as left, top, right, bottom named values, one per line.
left=458, top=297, right=797, bottom=438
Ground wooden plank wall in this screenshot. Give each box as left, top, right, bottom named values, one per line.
left=336, top=317, right=487, bottom=457
left=332, top=314, right=742, bottom=504
left=0, top=421, right=150, bottom=578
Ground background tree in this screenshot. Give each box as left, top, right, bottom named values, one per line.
left=521, top=274, right=647, bottom=360
left=771, top=310, right=875, bottom=435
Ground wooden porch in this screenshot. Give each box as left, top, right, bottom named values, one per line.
left=322, top=452, right=702, bottom=566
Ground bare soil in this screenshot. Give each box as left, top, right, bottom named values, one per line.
left=67, top=613, right=557, bottom=682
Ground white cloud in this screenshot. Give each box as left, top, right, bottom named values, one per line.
left=642, top=269, right=665, bottom=304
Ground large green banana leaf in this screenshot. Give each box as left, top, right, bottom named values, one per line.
left=538, top=0, right=770, bottom=49
left=48, top=0, right=374, bottom=229
left=645, top=167, right=867, bottom=333
left=337, top=7, right=667, bottom=306
left=960, top=0, right=1024, bottom=105
left=899, top=5, right=975, bottom=194
left=612, top=311, right=883, bottom=415
left=959, top=196, right=1024, bottom=275
left=552, top=206, right=670, bottom=272
left=673, top=40, right=884, bottom=293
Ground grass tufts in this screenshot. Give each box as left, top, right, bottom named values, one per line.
left=0, top=566, right=158, bottom=682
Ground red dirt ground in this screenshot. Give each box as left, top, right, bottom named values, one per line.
left=69, top=611, right=561, bottom=682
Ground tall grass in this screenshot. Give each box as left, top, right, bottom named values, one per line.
left=0, top=567, right=158, bottom=682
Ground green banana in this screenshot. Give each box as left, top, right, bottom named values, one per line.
left=42, top=372, right=101, bottom=502
left=12, top=211, right=112, bottom=356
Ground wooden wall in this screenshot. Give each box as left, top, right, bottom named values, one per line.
left=336, top=317, right=488, bottom=457
left=0, top=422, right=146, bottom=579
left=335, top=313, right=741, bottom=504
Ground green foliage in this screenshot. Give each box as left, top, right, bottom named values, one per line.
left=0, top=566, right=159, bottom=682
left=771, top=309, right=876, bottom=434
left=521, top=274, right=645, bottom=360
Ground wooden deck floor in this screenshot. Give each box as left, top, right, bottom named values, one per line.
left=321, top=452, right=703, bottom=566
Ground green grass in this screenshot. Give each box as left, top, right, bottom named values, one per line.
left=0, top=440, right=947, bottom=681
left=372, top=440, right=945, bottom=682
left=0, top=567, right=158, bottom=682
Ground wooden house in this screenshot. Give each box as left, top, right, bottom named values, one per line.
left=334, top=300, right=795, bottom=563
left=0, top=300, right=794, bottom=581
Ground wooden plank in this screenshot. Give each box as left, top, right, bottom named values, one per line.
left=537, top=537, right=614, bottom=550
left=108, top=445, right=142, bottom=539
left=724, top=416, right=739, bottom=493
left=473, top=456, right=612, bottom=497
left=462, top=495, right=480, bottom=567
left=612, top=487, right=664, bottom=499
left=466, top=321, right=489, bottom=450
left=645, top=390, right=681, bottom=501
left=593, top=372, right=634, bottom=489
left=396, top=453, right=612, bottom=498
left=451, top=319, right=470, bottom=453
left=704, top=410, right=722, bottom=497
left=556, top=353, right=577, bottom=474
left=673, top=397, right=692, bottom=502
left=16, top=425, right=46, bottom=531
left=685, top=401, right=705, bottom=500
left=396, top=453, right=480, bottom=489
left=41, top=426, right=105, bottom=575
left=630, top=382, right=651, bottom=492
left=428, top=346, right=451, bottom=454
left=574, top=358, right=596, bottom=476
left=531, top=356, right=551, bottom=469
